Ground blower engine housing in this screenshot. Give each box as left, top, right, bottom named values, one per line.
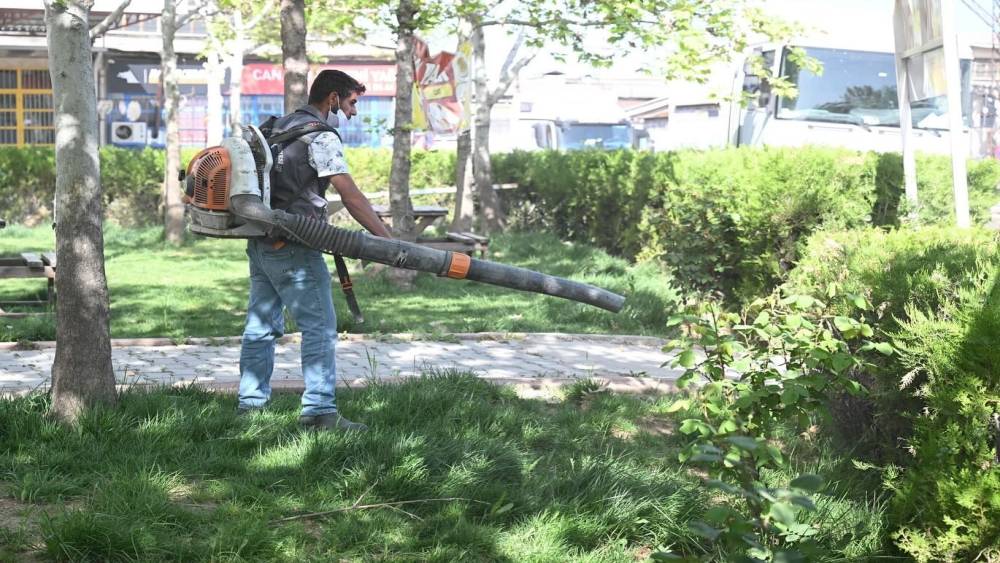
left=185, top=125, right=272, bottom=238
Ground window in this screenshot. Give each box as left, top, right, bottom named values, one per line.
left=560, top=124, right=632, bottom=150
left=0, top=69, right=55, bottom=146
left=777, top=46, right=971, bottom=130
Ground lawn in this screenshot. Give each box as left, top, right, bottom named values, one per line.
left=0, top=226, right=678, bottom=342
left=0, top=374, right=887, bottom=562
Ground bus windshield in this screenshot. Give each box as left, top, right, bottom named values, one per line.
left=777, top=47, right=970, bottom=130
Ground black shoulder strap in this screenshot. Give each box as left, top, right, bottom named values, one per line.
left=268, top=120, right=341, bottom=146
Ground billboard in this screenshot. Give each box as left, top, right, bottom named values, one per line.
left=411, top=36, right=472, bottom=134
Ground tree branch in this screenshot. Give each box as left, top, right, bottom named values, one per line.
left=176, top=0, right=215, bottom=29
left=243, top=2, right=274, bottom=31
left=488, top=30, right=534, bottom=106
left=89, top=0, right=131, bottom=41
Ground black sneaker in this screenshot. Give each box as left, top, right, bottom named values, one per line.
left=298, top=413, right=368, bottom=432
left=236, top=405, right=267, bottom=416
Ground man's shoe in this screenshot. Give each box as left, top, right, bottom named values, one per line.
left=298, top=413, right=368, bottom=432
left=237, top=405, right=267, bottom=416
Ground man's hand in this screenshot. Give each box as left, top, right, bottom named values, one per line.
left=328, top=174, right=393, bottom=238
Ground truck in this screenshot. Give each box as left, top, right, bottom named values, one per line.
left=648, top=35, right=984, bottom=156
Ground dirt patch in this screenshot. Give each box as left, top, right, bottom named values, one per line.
left=0, top=496, right=60, bottom=561
left=612, top=416, right=676, bottom=440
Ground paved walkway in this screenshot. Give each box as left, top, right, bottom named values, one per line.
left=0, top=333, right=681, bottom=397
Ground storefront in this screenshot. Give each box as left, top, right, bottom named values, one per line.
left=102, top=58, right=396, bottom=149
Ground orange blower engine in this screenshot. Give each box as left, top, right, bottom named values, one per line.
left=181, top=124, right=626, bottom=313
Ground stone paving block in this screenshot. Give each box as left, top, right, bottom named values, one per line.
left=0, top=335, right=677, bottom=395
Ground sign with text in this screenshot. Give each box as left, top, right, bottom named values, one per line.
left=241, top=63, right=396, bottom=97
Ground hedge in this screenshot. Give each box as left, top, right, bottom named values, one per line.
left=0, top=146, right=455, bottom=227
left=786, top=227, right=1000, bottom=561
left=494, top=147, right=1000, bottom=302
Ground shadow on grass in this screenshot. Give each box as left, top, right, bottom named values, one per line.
left=0, top=373, right=705, bottom=562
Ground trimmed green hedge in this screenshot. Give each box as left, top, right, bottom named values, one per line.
left=0, top=146, right=455, bottom=226
left=787, top=227, right=1000, bottom=561
left=495, top=147, right=1000, bottom=302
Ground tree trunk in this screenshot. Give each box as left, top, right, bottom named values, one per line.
left=450, top=129, right=474, bottom=231
left=205, top=49, right=224, bottom=145
left=227, top=10, right=244, bottom=131
left=161, top=0, right=184, bottom=244
left=470, top=22, right=504, bottom=233
left=384, top=0, right=418, bottom=287
left=43, top=0, right=117, bottom=422
left=280, top=0, right=307, bottom=111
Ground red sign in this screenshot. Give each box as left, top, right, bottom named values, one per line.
left=241, top=63, right=397, bottom=97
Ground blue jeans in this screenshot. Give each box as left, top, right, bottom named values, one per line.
left=238, top=239, right=338, bottom=416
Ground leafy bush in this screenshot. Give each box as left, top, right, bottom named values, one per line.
left=494, top=147, right=1000, bottom=302
left=661, top=291, right=889, bottom=561
left=786, top=226, right=1000, bottom=561
left=0, top=146, right=456, bottom=226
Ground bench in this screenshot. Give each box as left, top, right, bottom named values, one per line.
left=418, top=231, right=491, bottom=259
left=0, top=251, right=56, bottom=317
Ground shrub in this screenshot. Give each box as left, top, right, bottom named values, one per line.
left=494, top=147, right=1000, bottom=303
left=0, top=146, right=456, bottom=226
left=786, top=226, right=1000, bottom=561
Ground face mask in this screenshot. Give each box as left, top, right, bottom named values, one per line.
left=327, top=109, right=340, bottom=128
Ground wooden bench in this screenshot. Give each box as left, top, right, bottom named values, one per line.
left=0, top=251, right=56, bottom=317
left=418, top=231, right=491, bottom=259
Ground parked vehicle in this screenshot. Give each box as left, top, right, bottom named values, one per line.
left=652, top=36, right=980, bottom=156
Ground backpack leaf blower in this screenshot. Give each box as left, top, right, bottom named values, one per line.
left=182, top=125, right=625, bottom=313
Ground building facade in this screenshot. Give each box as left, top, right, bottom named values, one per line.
left=0, top=0, right=397, bottom=149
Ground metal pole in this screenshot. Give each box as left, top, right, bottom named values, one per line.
left=893, top=0, right=920, bottom=216
left=942, top=0, right=972, bottom=227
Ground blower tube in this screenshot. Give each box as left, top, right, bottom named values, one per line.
left=229, top=195, right=626, bottom=313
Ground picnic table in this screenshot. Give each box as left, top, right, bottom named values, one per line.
left=371, top=205, right=490, bottom=258
left=0, top=251, right=56, bottom=317
left=372, top=204, right=448, bottom=238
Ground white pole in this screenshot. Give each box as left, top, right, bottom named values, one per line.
left=893, top=0, right=919, bottom=216
left=941, top=0, right=971, bottom=227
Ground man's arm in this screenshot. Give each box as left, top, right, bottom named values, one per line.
left=327, top=174, right=393, bottom=238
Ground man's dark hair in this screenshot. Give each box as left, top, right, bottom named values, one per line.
left=308, top=70, right=366, bottom=104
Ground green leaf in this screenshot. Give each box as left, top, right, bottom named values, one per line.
left=768, top=502, right=798, bottom=528
left=851, top=294, right=869, bottom=310
left=703, top=506, right=734, bottom=524
left=666, top=399, right=690, bottom=413
left=794, top=295, right=814, bottom=309
left=830, top=353, right=854, bottom=373
left=833, top=316, right=855, bottom=332
left=873, top=342, right=894, bottom=356
left=753, top=311, right=771, bottom=326
left=689, top=521, right=722, bottom=541
left=730, top=357, right=751, bottom=372
left=678, top=419, right=701, bottom=434
left=790, top=474, right=824, bottom=492
left=725, top=436, right=759, bottom=451
left=784, top=314, right=803, bottom=329
left=678, top=349, right=697, bottom=368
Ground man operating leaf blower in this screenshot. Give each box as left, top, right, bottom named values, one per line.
left=182, top=70, right=624, bottom=433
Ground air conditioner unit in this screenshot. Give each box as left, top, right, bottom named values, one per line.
left=111, top=121, right=147, bottom=144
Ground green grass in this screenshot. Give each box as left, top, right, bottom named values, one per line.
left=0, top=374, right=890, bottom=562
left=0, top=374, right=703, bottom=562
left=0, top=226, right=678, bottom=342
